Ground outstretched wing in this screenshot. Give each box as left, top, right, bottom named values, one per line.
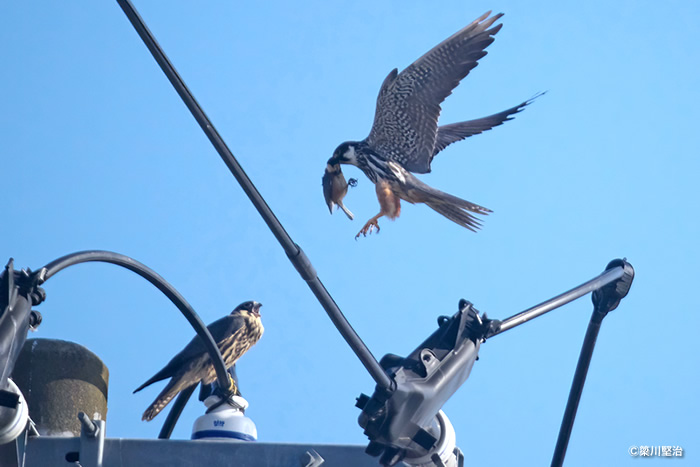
left=366, top=11, right=503, bottom=174
left=432, top=92, right=545, bottom=159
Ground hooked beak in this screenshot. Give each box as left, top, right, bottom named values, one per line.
left=252, top=302, right=262, bottom=318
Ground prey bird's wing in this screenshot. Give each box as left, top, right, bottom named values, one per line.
left=432, top=93, right=544, bottom=157
left=366, top=11, right=503, bottom=174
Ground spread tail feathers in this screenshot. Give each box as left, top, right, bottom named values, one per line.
left=422, top=188, right=491, bottom=232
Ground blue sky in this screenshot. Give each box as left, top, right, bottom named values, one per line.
left=2, top=1, right=699, bottom=465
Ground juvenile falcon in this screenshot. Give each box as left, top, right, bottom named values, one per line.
left=323, top=12, right=541, bottom=238
left=134, top=301, right=263, bottom=421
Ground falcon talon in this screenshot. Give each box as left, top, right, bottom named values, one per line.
left=224, top=376, right=238, bottom=397
left=323, top=11, right=542, bottom=237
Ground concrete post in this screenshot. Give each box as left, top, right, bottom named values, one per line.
left=12, top=339, right=108, bottom=436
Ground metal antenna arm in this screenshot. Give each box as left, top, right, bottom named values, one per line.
left=486, top=260, right=631, bottom=338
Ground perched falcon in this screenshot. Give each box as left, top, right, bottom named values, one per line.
left=134, top=301, right=263, bottom=421
left=323, top=12, right=541, bottom=238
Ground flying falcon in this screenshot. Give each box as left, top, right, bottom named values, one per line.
left=323, top=11, right=541, bottom=238
left=134, top=301, right=263, bottom=421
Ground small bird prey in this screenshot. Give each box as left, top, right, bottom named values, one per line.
left=322, top=164, right=355, bottom=220
left=134, top=301, right=263, bottom=421
left=324, top=11, right=541, bottom=238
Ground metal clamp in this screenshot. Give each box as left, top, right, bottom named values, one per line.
left=78, top=412, right=105, bottom=467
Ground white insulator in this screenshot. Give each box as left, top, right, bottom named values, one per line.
left=0, top=379, right=29, bottom=445
left=191, top=395, right=257, bottom=442
left=403, top=411, right=458, bottom=467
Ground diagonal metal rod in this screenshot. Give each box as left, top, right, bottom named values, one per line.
left=116, top=0, right=392, bottom=390
left=488, top=265, right=625, bottom=337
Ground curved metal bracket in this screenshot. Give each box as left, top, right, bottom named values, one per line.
left=37, top=250, right=230, bottom=392
left=34, top=250, right=232, bottom=437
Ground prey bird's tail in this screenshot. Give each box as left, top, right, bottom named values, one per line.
left=337, top=202, right=354, bottom=220
left=420, top=186, right=491, bottom=232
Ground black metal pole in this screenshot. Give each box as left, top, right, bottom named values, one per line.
left=37, top=250, right=231, bottom=391
left=0, top=259, right=35, bottom=390
left=116, top=0, right=392, bottom=390
left=550, top=309, right=603, bottom=467
left=550, top=259, right=634, bottom=467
